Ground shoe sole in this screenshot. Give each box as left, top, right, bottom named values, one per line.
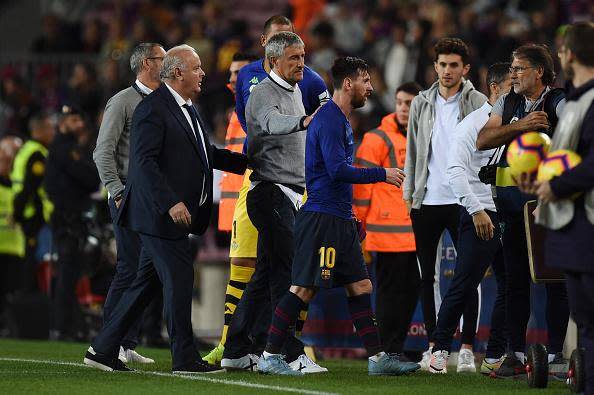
left=128, top=359, right=155, bottom=364
left=83, top=358, right=114, bottom=372
left=173, top=368, right=226, bottom=375
left=300, top=369, right=329, bottom=374
left=457, top=367, right=477, bottom=373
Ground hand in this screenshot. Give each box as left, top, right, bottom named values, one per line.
left=302, top=105, right=323, bottom=128
left=168, top=202, right=192, bottom=228
left=534, top=180, right=557, bottom=203
left=404, top=199, right=412, bottom=215
left=472, top=210, right=495, bottom=241
left=516, top=111, right=549, bottom=131
left=515, top=172, right=538, bottom=195
left=114, top=195, right=123, bottom=209
left=385, top=168, right=405, bottom=187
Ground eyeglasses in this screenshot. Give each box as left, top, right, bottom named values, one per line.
left=509, top=66, right=534, bottom=74
left=147, top=56, right=164, bottom=61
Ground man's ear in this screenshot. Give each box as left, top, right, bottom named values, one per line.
left=462, top=63, right=471, bottom=77
left=260, top=34, right=267, bottom=48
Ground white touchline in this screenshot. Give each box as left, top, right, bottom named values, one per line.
left=0, top=358, right=338, bottom=395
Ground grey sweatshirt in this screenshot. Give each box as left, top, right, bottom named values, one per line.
left=403, top=79, right=487, bottom=209
left=246, top=75, right=306, bottom=188
left=93, top=86, right=143, bottom=197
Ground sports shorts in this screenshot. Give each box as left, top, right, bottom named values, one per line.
left=292, top=210, right=369, bottom=289
left=229, top=169, right=258, bottom=258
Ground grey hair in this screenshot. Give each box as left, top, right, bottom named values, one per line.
left=160, top=44, right=197, bottom=80
left=129, top=43, right=163, bottom=75
left=265, top=31, right=304, bottom=64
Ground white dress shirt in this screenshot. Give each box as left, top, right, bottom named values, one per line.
left=423, top=91, right=461, bottom=205
left=135, top=79, right=153, bottom=95
left=446, top=102, right=497, bottom=215
left=164, top=82, right=209, bottom=206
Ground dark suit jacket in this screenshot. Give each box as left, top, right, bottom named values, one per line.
left=116, top=84, right=247, bottom=239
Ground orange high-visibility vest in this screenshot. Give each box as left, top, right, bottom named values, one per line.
left=353, top=113, right=415, bottom=252
left=218, top=111, right=245, bottom=231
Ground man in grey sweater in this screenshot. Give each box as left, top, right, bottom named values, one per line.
left=93, top=42, right=165, bottom=364
left=403, top=38, right=486, bottom=371
left=236, top=31, right=326, bottom=373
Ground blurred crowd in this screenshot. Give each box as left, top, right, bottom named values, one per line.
left=0, top=0, right=592, bottom=341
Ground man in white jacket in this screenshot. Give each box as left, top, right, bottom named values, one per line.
left=428, top=63, right=511, bottom=374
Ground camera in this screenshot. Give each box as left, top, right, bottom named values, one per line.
left=478, top=164, right=497, bottom=185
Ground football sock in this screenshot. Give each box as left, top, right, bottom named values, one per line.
left=347, top=293, right=383, bottom=357
left=369, top=351, right=386, bottom=362
left=220, top=264, right=255, bottom=345
left=295, top=308, right=308, bottom=337
left=265, top=292, right=305, bottom=354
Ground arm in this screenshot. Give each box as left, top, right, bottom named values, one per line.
left=352, top=133, right=387, bottom=222
left=131, top=102, right=180, bottom=215
left=212, top=146, right=248, bottom=175
left=476, top=112, right=550, bottom=150
left=249, top=89, right=306, bottom=135
left=12, top=152, right=45, bottom=223
left=93, top=94, right=127, bottom=197
left=402, top=97, right=419, bottom=202
left=307, top=68, right=330, bottom=113
left=317, top=122, right=386, bottom=184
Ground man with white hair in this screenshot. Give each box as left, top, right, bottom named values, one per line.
left=83, top=45, right=248, bottom=374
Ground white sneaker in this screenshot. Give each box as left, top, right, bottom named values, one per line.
left=119, top=346, right=155, bottom=364
left=457, top=348, right=476, bottom=373
left=429, top=350, right=449, bottom=374
left=288, top=354, right=328, bottom=374
left=221, top=354, right=259, bottom=371
left=118, top=346, right=127, bottom=363
left=419, top=347, right=433, bottom=371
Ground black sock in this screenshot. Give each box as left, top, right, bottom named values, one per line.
left=348, top=293, right=383, bottom=357
left=265, top=292, right=305, bottom=354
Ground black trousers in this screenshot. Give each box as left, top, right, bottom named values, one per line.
left=92, top=234, right=199, bottom=369
left=52, top=216, right=86, bottom=335
left=375, top=251, right=420, bottom=354
left=104, top=197, right=163, bottom=349
left=565, top=271, right=594, bottom=395
left=0, top=254, right=22, bottom=328
left=224, top=182, right=303, bottom=361
left=433, top=210, right=506, bottom=358
left=501, top=214, right=569, bottom=354
left=410, top=204, right=478, bottom=344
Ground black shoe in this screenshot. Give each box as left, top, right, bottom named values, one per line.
left=492, top=353, right=526, bottom=378
left=84, top=347, right=134, bottom=372
left=173, top=360, right=226, bottom=374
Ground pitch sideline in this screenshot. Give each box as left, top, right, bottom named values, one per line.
left=0, top=357, right=338, bottom=395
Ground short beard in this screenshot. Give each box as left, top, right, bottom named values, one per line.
left=352, top=95, right=366, bottom=109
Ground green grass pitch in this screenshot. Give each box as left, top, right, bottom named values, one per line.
left=0, top=339, right=569, bottom=394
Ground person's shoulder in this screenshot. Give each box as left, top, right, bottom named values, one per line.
left=303, top=65, right=324, bottom=82
left=311, top=102, right=341, bottom=129
left=109, top=86, right=137, bottom=102
left=238, top=59, right=266, bottom=82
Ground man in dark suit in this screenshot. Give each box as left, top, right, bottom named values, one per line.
left=83, top=44, right=248, bottom=374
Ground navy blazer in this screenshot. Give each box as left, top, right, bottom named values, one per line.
left=116, top=84, right=247, bottom=239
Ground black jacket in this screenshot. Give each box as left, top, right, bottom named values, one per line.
left=116, top=84, right=247, bottom=239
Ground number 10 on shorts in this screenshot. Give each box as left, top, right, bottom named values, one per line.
left=318, top=247, right=336, bottom=268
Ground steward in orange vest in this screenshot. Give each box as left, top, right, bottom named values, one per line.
left=352, top=82, right=421, bottom=356
left=218, top=53, right=256, bottom=232
left=353, top=113, right=415, bottom=252
left=218, top=110, right=245, bottom=231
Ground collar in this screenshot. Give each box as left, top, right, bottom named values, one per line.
left=135, top=79, right=153, bottom=95
left=567, top=78, right=594, bottom=101
left=164, top=82, right=192, bottom=107
left=269, top=70, right=295, bottom=91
